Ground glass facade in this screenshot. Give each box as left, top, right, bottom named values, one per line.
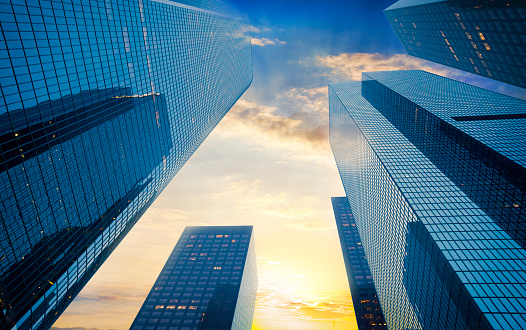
left=329, top=75, right=526, bottom=330
left=130, top=226, right=257, bottom=330
left=0, top=0, right=253, bottom=329
left=331, top=197, right=387, bottom=330
left=384, top=0, right=526, bottom=88
left=362, top=70, right=526, bottom=250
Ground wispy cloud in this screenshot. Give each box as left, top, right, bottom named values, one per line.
left=249, top=25, right=271, bottom=34
left=314, top=52, right=452, bottom=81
left=254, top=286, right=355, bottom=324
left=211, top=177, right=321, bottom=222
left=251, top=37, right=286, bottom=46
left=226, top=86, right=328, bottom=150
left=229, top=99, right=324, bottom=146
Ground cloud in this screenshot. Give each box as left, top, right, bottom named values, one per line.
left=255, top=286, right=355, bottom=323
left=250, top=25, right=262, bottom=33
left=244, top=25, right=271, bottom=34
left=282, top=218, right=331, bottom=231
left=209, top=177, right=331, bottom=230
left=227, top=94, right=327, bottom=149
left=216, top=86, right=335, bottom=166
left=314, top=52, right=453, bottom=81
left=251, top=37, right=286, bottom=46
left=75, top=294, right=127, bottom=301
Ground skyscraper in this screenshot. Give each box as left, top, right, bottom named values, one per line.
left=384, top=0, right=526, bottom=88
left=329, top=70, right=526, bottom=330
left=0, top=0, right=253, bottom=328
left=331, top=197, right=387, bottom=330
left=130, top=226, right=257, bottom=330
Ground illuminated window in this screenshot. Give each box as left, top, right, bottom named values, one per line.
left=214, top=266, right=221, bottom=270
left=478, top=32, right=485, bottom=40
left=166, top=305, right=176, bottom=309
left=155, top=305, right=164, bottom=309
left=189, top=306, right=198, bottom=310
left=361, top=300, right=370, bottom=304
left=216, top=235, right=223, bottom=238
left=177, top=306, right=187, bottom=310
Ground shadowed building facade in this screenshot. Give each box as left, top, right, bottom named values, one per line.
left=130, top=226, right=257, bottom=330
left=0, top=0, right=253, bottom=329
left=329, top=70, right=526, bottom=330
left=332, top=197, right=387, bottom=330
left=384, top=0, right=526, bottom=88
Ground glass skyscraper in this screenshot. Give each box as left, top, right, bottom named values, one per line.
left=332, top=197, right=387, bottom=330
left=329, top=70, right=526, bottom=330
left=0, top=0, right=252, bottom=329
left=384, top=0, right=526, bottom=88
left=130, top=226, right=257, bottom=330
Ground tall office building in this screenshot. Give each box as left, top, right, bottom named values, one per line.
left=0, top=0, right=253, bottom=329
left=329, top=70, right=526, bottom=330
left=332, top=197, right=387, bottom=330
left=130, top=226, right=257, bottom=330
left=384, top=0, right=526, bottom=88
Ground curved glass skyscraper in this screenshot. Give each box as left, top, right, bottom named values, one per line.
left=0, top=0, right=253, bottom=328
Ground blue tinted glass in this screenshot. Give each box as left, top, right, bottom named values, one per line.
left=329, top=73, right=526, bottom=330
left=332, top=196, right=388, bottom=330
left=0, top=0, right=252, bottom=328
left=385, top=0, right=526, bottom=88
left=129, top=226, right=257, bottom=330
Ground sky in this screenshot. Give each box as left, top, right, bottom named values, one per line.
left=52, top=1, right=526, bottom=329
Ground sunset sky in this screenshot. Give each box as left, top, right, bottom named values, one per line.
left=52, top=0, right=525, bottom=329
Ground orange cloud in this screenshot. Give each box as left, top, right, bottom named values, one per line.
left=227, top=92, right=328, bottom=149
left=254, top=286, right=356, bottom=326
left=315, top=52, right=453, bottom=81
